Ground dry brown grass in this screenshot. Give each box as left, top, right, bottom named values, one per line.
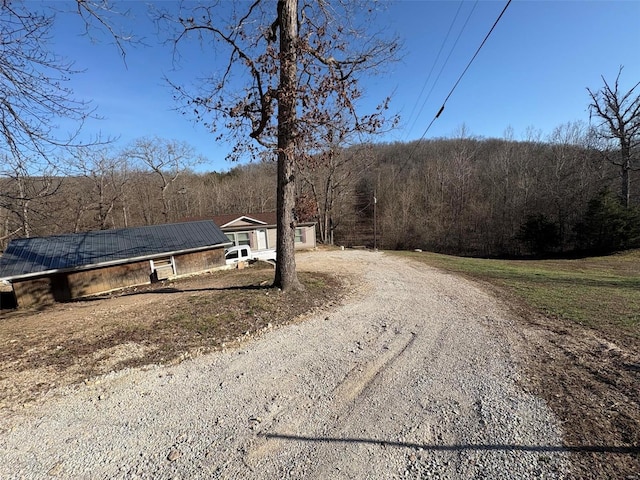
left=0, top=262, right=343, bottom=411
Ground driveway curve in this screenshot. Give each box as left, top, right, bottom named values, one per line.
left=0, top=250, right=568, bottom=479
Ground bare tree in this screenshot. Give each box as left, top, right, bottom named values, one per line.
left=0, top=1, right=130, bottom=165
left=0, top=2, right=93, bottom=161
left=70, top=147, right=130, bottom=229
left=161, top=0, right=398, bottom=290
left=125, top=137, right=202, bottom=223
left=125, top=171, right=160, bottom=226
left=298, top=144, right=373, bottom=245
left=0, top=155, right=61, bottom=238
left=0, top=2, right=85, bottom=235
left=0, top=0, right=138, bottom=241
left=588, top=67, right=640, bottom=208
left=543, top=121, right=597, bottom=247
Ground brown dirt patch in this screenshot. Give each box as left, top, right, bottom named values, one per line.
left=0, top=262, right=343, bottom=412
left=490, top=285, right=640, bottom=479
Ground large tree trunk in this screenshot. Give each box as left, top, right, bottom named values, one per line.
left=274, top=0, right=303, bottom=291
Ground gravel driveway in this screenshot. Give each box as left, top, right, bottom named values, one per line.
left=0, top=250, right=569, bottom=479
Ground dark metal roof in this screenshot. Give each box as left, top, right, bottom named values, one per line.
left=0, top=221, right=230, bottom=280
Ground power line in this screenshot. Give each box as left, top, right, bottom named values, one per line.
left=419, top=0, right=513, bottom=141
left=405, top=1, right=479, bottom=141
left=386, top=0, right=513, bottom=190
left=403, top=1, right=466, bottom=140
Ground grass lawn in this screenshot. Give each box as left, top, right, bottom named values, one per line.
left=394, top=249, right=640, bottom=477
left=394, top=249, right=640, bottom=339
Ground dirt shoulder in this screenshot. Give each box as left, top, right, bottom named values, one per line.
left=504, top=298, right=640, bottom=479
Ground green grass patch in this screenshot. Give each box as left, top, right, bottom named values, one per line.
left=395, top=250, right=640, bottom=336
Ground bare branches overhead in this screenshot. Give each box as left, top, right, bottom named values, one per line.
left=0, top=0, right=138, bottom=175
left=74, top=0, right=134, bottom=60
left=0, top=2, right=93, bottom=163
left=161, top=0, right=400, bottom=163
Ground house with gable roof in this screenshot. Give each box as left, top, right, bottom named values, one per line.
left=211, top=212, right=316, bottom=251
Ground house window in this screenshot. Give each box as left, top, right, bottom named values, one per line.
left=295, top=228, right=304, bottom=244
left=226, top=231, right=251, bottom=246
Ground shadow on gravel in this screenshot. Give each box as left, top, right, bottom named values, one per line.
left=263, top=433, right=640, bottom=455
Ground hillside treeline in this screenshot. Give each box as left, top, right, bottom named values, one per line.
left=1, top=128, right=639, bottom=257
left=367, top=136, right=639, bottom=256
left=0, top=161, right=278, bottom=249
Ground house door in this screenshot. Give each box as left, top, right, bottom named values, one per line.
left=257, top=229, right=267, bottom=250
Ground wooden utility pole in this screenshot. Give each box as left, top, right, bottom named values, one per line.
left=374, top=189, right=377, bottom=251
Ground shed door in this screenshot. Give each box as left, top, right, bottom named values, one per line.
left=257, top=229, right=267, bottom=250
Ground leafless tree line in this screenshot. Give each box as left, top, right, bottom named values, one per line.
left=291, top=120, right=637, bottom=256
left=1, top=121, right=638, bottom=256
left=362, top=123, right=637, bottom=256
left=0, top=139, right=277, bottom=250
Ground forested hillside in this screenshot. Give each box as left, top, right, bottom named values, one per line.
left=1, top=126, right=639, bottom=257
left=366, top=132, right=639, bottom=256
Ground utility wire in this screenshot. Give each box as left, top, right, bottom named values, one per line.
left=403, top=1, right=465, bottom=141
left=386, top=0, right=512, bottom=190
left=420, top=0, right=512, bottom=140
left=405, top=0, right=479, bottom=141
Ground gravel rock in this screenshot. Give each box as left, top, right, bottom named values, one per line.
left=0, top=250, right=569, bottom=479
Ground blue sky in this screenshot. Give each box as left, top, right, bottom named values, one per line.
left=50, top=1, right=640, bottom=172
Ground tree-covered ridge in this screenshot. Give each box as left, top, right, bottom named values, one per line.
left=2, top=127, right=638, bottom=257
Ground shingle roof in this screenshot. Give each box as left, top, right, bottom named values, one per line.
left=0, top=221, right=230, bottom=280
left=180, top=212, right=316, bottom=231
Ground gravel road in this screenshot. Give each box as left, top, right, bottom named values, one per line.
left=0, top=250, right=569, bottom=479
